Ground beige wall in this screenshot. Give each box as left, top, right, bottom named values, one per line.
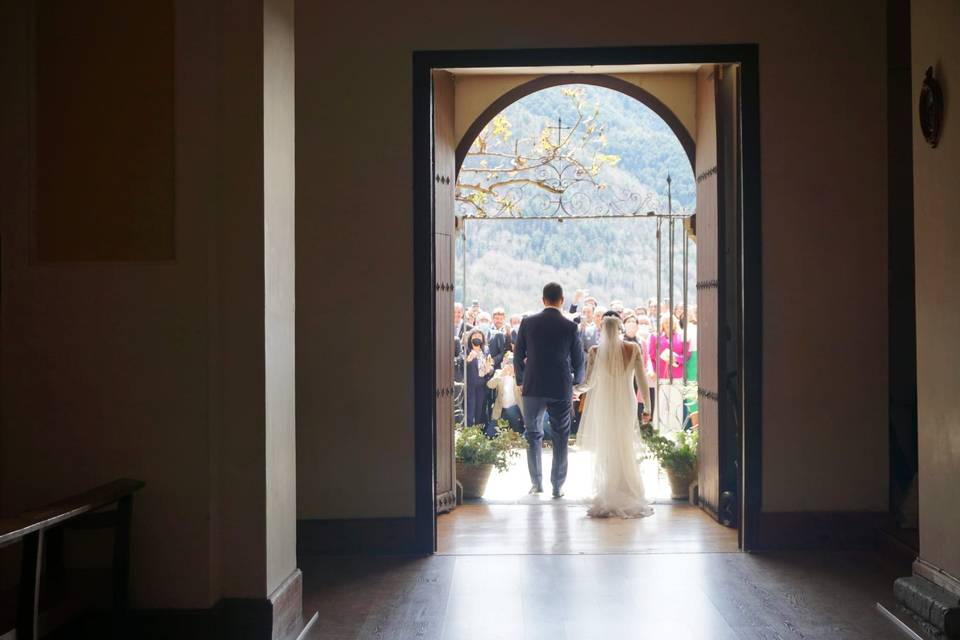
left=453, top=72, right=697, bottom=148
left=912, top=0, right=960, bottom=581
left=0, top=0, right=297, bottom=608
left=0, top=0, right=218, bottom=608
left=296, top=0, right=890, bottom=520
left=263, top=0, right=298, bottom=594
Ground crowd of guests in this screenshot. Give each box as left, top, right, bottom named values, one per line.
left=454, top=291, right=698, bottom=438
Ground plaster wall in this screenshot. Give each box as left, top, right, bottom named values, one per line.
left=453, top=72, right=697, bottom=147
left=295, top=0, right=890, bottom=520
left=912, top=0, right=960, bottom=582
left=0, top=0, right=218, bottom=608
left=0, top=0, right=298, bottom=607
left=263, top=0, right=298, bottom=594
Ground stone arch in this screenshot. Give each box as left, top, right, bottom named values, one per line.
left=455, top=73, right=696, bottom=176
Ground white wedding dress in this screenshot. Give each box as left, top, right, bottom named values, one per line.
left=576, top=318, right=654, bottom=519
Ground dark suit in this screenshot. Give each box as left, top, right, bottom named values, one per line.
left=514, top=307, right=585, bottom=493
left=454, top=336, right=465, bottom=383
left=580, top=322, right=600, bottom=353
left=488, top=329, right=514, bottom=369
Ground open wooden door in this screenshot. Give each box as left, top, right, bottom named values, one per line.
left=696, top=64, right=742, bottom=528
left=716, top=64, right=742, bottom=532
left=433, top=70, right=457, bottom=514
left=695, top=65, right=723, bottom=521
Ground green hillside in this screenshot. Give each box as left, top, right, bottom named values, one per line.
left=455, top=84, right=696, bottom=314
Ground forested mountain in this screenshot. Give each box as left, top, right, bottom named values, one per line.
left=455, top=84, right=697, bottom=314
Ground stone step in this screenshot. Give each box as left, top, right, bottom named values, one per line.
left=877, top=600, right=928, bottom=640
left=289, top=612, right=320, bottom=640
left=895, top=575, right=960, bottom=638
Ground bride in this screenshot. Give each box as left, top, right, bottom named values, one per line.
left=576, top=312, right=654, bottom=519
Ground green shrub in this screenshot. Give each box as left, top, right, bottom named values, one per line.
left=455, top=423, right=524, bottom=472
left=638, top=422, right=698, bottom=476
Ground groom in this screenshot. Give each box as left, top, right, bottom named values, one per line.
left=514, top=282, right=585, bottom=498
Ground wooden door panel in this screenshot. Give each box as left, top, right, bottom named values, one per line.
left=695, top=65, right=722, bottom=519
left=433, top=70, right=457, bottom=514
left=697, top=287, right=719, bottom=395
left=434, top=72, right=455, bottom=238
left=698, top=389, right=720, bottom=514
left=717, top=65, right=742, bottom=524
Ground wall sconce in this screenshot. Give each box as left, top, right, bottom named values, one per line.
left=920, top=66, right=944, bottom=149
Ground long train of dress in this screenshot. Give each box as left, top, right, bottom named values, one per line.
left=576, top=327, right=654, bottom=519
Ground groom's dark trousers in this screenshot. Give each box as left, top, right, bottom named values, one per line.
left=522, top=396, right=572, bottom=491
left=514, top=306, right=585, bottom=493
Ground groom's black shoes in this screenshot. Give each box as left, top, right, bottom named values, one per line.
left=529, top=484, right=543, bottom=495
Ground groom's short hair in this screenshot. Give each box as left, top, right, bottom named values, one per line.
left=542, top=282, right=563, bottom=305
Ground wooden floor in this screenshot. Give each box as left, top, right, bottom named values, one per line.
left=300, top=551, right=911, bottom=639
left=438, top=502, right=739, bottom=555
left=302, top=486, right=906, bottom=638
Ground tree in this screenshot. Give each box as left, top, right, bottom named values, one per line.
left=454, top=85, right=697, bottom=312
left=456, top=88, right=655, bottom=219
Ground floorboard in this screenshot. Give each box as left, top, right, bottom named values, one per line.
left=300, top=551, right=910, bottom=640
left=438, top=502, right=738, bottom=555
left=301, top=452, right=901, bottom=639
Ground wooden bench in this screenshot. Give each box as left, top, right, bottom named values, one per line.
left=0, top=479, right=145, bottom=640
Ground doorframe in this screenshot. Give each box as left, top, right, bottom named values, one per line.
left=412, top=44, right=762, bottom=553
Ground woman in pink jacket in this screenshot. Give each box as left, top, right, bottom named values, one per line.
left=648, top=314, right=687, bottom=431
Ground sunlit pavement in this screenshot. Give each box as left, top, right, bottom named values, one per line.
left=474, top=443, right=675, bottom=504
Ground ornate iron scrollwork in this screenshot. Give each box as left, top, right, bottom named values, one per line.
left=457, top=152, right=658, bottom=219
left=456, top=102, right=672, bottom=220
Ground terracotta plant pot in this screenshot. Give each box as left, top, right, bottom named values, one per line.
left=666, top=467, right=695, bottom=500
left=456, top=462, right=494, bottom=499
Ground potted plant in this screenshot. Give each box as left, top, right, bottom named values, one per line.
left=455, top=423, right=523, bottom=499
left=639, top=422, right=698, bottom=500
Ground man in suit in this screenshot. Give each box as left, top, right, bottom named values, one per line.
left=514, top=283, right=585, bottom=498
left=579, top=303, right=599, bottom=353
left=487, top=307, right=514, bottom=369
left=509, top=313, right=522, bottom=342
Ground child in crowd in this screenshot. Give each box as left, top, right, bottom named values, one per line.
left=486, top=352, right=525, bottom=434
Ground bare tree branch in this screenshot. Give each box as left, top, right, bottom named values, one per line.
left=456, top=89, right=622, bottom=218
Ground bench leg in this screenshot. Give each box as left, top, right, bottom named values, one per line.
left=17, top=530, right=44, bottom=640
left=113, top=496, right=133, bottom=612
left=45, top=526, right=66, bottom=589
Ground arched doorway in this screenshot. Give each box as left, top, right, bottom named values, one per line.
left=413, top=47, right=762, bottom=555
left=433, top=70, right=739, bottom=554
left=454, top=74, right=696, bottom=175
